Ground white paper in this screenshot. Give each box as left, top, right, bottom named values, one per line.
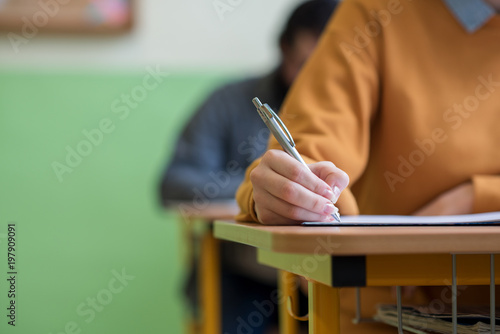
left=303, top=211, right=500, bottom=226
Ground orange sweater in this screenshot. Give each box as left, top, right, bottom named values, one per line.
left=237, top=0, right=500, bottom=221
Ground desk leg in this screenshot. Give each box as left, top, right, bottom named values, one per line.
left=308, top=281, right=340, bottom=334
left=199, top=230, right=221, bottom=334
left=490, top=254, right=496, bottom=334
left=278, top=271, right=299, bottom=334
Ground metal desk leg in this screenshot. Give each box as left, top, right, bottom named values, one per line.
left=199, top=230, right=221, bottom=334
left=352, top=288, right=375, bottom=324
left=396, top=286, right=403, bottom=334
left=354, top=288, right=361, bottom=323
left=309, top=281, right=340, bottom=334
left=491, top=254, right=496, bottom=334
left=452, top=254, right=457, bottom=334
left=279, top=271, right=299, bottom=334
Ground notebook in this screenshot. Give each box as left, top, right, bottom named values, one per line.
left=302, top=211, right=500, bottom=227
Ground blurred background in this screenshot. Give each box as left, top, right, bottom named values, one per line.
left=0, top=0, right=304, bottom=333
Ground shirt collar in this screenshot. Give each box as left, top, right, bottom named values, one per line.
left=442, top=0, right=496, bottom=33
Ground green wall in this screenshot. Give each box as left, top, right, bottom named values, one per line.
left=0, top=69, right=231, bottom=334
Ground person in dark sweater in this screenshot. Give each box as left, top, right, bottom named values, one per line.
left=159, top=1, right=339, bottom=333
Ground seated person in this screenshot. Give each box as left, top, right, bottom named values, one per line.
left=236, top=0, right=500, bottom=332
left=159, top=1, right=339, bottom=333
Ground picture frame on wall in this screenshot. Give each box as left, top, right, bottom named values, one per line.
left=0, top=0, right=134, bottom=34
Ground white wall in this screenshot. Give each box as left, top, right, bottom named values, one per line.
left=0, top=0, right=304, bottom=73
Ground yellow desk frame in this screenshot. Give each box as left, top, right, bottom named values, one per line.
left=214, top=221, right=500, bottom=334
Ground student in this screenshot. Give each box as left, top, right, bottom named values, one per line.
left=159, top=1, right=339, bottom=333
left=236, top=0, right=500, bottom=332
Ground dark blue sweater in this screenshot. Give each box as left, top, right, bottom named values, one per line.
left=160, top=70, right=287, bottom=202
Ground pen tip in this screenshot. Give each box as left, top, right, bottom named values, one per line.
left=332, top=212, right=341, bottom=223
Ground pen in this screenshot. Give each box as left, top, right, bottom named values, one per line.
left=252, top=97, right=341, bottom=223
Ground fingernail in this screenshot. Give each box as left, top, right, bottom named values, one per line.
left=323, top=203, right=335, bottom=215
left=322, top=188, right=335, bottom=201
left=332, top=186, right=341, bottom=203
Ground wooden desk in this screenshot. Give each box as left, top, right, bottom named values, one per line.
left=214, top=221, right=500, bottom=334
left=167, top=200, right=239, bottom=334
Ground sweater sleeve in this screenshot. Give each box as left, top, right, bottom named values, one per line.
left=236, top=0, right=380, bottom=222
left=472, top=175, right=500, bottom=213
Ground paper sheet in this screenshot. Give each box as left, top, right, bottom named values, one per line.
left=302, top=211, right=500, bottom=226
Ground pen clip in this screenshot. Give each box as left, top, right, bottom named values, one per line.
left=265, top=105, right=295, bottom=147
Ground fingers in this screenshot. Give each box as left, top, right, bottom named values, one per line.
left=250, top=150, right=348, bottom=225
left=309, top=161, right=349, bottom=204
left=263, top=150, right=336, bottom=201
left=253, top=187, right=337, bottom=225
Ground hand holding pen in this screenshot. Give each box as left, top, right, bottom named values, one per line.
left=250, top=97, right=349, bottom=225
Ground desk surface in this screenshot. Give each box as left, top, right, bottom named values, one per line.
left=214, top=220, right=500, bottom=255
left=165, top=200, right=239, bottom=221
